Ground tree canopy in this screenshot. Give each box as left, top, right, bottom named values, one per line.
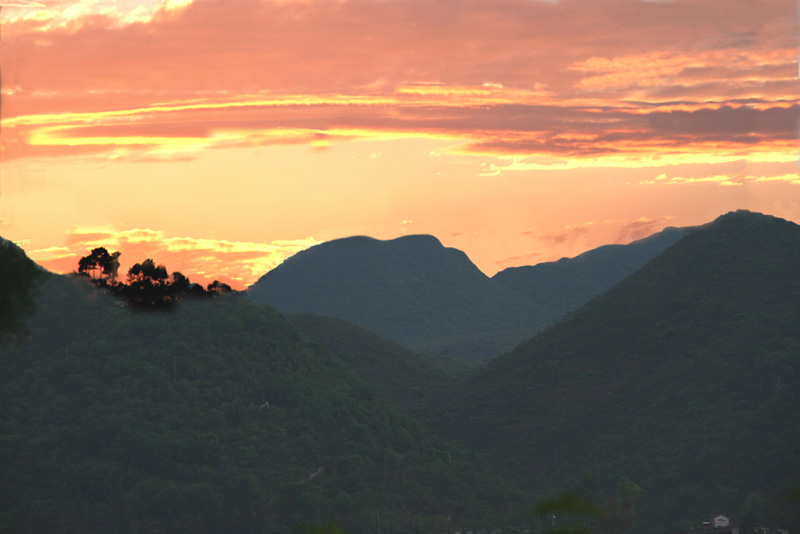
left=77, top=247, right=120, bottom=284
left=75, top=248, right=235, bottom=308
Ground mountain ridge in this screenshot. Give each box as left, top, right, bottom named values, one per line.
left=429, top=210, right=800, bottom=529
left=492, top=225, right=687, bottom=321
left=248, top=226, right=687, bottom=360
left=248, top=232, right=538, bottom=360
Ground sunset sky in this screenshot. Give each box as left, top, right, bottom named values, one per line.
left=1, top=0, right=798, bottom=289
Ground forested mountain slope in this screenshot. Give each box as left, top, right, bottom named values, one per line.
left=0, top=271, right=528, bottom=533
left=0, top=236, right=46, bottom=344
left=288, top=313, right=472, bottom=413
left=432, top=211, right=800, bottom=530
left=248, top=230, right=683, bottom=361
left=248, top=234, right=541, bottom=361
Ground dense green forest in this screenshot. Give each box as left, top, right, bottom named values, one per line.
left=3, top=211, right=800, bottom=533
left=431, top=211, right=800, bottom=531
left=288, top=314, right=473, bottom=414
left=0, top=237, right=46, bottom=345
left=0, top=272, right=528, bottom=533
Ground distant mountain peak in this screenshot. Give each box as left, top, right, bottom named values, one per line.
left=279, top=234, right=448, bottom=264
left=391, top=233, right=445, bottom=247
left=708, top=209, right=793, bottom=228
left=307, top=233, right=444, bottom=248
left=718, top=208, right=766, bottom=219
left=249, top=222, right=692, bottom=359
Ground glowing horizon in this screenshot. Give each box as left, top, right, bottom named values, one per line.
left=1, top=0, right=798, bottom=290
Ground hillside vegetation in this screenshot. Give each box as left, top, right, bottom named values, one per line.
left=289, top=314, right=472, bottom=413
left=431, top=211, right=800, bottom=530
left=0, top=273, right=528, bottom=533
left=5, top=211, right=797, bottom=533
left=0, top=237, right=46, bottom=344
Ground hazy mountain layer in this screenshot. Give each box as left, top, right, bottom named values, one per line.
left=431, top=211, right=800, bottom=529
left=248, top=230, right=685, bottom=360
left=493, top=226, right=686, bottom=320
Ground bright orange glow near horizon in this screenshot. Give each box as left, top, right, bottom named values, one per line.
left=1, top=0, right=798, bottom=290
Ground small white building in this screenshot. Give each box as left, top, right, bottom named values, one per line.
left=714, top=515, right=731, bottom=528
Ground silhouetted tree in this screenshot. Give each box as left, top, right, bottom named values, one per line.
left=171, top=271, right=191, bottom=293
left=77, top=248, right=113, bottom=294
left=77, top=254, right=98, bottom=280
left=75, top=251, right=231, bottom=308
left=126, top=259, right=173, bottom=307
left=188, top=283, right=208, bottom=297
left=127, top=259, right=168, bottom=285
left=77, top=247, right=121, bottom=287
left=207, top=280, right=232, bottom=295
left=105, top=251, right=121, bottom=283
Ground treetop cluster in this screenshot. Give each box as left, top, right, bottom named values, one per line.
left=76, top=247, right=233, bottom=307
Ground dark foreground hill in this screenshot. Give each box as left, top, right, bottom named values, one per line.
left=0, top=236, right=46, bottom=344
left=431, top=211, right=800, bottom=530
left=248, top=230, right=684, bottom=361
left=0, top=272, right=528, bottom=533
left=288, top=314, right=473, bottom=414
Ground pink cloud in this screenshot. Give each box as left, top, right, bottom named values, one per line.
left=538, top=223, right=595, bottom=247
left=614, top=217, right=672, bottom=243
left=491, top=251, right=542, bottom=268
left=1, top=0, right=796, bottom=164
left=6, top=0, right=792, bottom=96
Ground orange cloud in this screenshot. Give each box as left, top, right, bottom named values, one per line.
left=538, top=222, right=596, bottom=247
left=0, top=0, right=193, bottom=29
left=614, top=217, right=675, bottom=243
left=28, top=227, right=320, bottom=290
left=4, top=92, right=797, bottom=167
left=488, top=216, right=678, bottom=270
left=2, top=0, right=797, bottom=294
left=1, top=0, right=796, bottom=167
left=642, top=172, right=800, bottom=187
left=491, top=251, right=542, bottom=269
left=571, top=49, right=798, bottom=94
